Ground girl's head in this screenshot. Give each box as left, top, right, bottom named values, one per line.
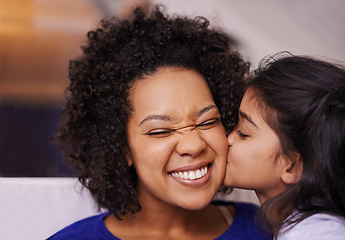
left=55, top=5, right=248, bottom=218
left=226, top=53, right=345, bottom=232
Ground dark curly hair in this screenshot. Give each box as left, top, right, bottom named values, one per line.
left=54, top=5, right=249, bottom=218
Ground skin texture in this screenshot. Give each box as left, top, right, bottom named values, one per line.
left=104, top=67, right=230, bottom=239
left=225, top=89, right=290, bottom=203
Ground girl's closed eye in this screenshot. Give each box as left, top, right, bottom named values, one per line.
left=237, top=129, right=249, bottom=138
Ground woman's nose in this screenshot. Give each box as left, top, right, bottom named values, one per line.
left=175, top=130, right=207, bottom=158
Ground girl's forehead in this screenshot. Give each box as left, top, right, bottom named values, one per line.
left=241, top=88, right=277, bottom=128
left=242, top=89, right=264, bottom=112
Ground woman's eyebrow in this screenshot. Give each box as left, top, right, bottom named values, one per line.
left=139, top=115, right=175, bottom=126
left=195, top=105, right=218, bottom=118
left=239, top=110, right=258, bottom=128
left=139, top=105, right=218, bottom=126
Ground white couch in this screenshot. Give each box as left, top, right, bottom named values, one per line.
left=0, top=177, right=258, bottom=240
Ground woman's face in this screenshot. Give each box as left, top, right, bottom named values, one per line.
left=224, top=88, right=288, bottom=203
left=127, top=67, right=228, bottom=210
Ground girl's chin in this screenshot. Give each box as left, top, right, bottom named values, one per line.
left=222, top=177, right=232, bottom=187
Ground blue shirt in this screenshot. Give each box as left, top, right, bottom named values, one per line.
left=48, top=201, right=272, bottom=240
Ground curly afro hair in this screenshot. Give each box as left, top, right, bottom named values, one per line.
left=54, top=5, right=249, bottom=218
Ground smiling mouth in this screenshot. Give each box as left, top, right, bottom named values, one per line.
left=169, top=164, right=210, bottom=180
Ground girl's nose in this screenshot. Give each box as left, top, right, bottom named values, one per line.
left=227, top=130, right=236, bottom=147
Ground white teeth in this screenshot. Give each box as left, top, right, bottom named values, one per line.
left=195, top=169, right=201, bottom=178
left=171, top=165, right=209, bottom=180
left=189, top=171, right=196, bottom=180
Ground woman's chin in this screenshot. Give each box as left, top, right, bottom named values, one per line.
left=177, top=196, right=214, bottom=211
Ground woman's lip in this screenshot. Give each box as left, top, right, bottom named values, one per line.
left=168, top=162, right=211, bottom=173
left=169, top=164, right=212, bottom=187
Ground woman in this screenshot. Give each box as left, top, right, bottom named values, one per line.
left=50, top=5, right=270, bottom=239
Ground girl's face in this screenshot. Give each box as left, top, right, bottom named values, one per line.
left=224, top=89, right=289, bottom=203
left=127, top=67, right=228, bottom=210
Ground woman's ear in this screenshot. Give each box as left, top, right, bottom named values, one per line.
left=281, top=153, right=303, bottom=185
left=126, top=151, right=134, bottom=167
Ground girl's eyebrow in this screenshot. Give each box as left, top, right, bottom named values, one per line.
left=239, top=110, right=258, bottom=128
left=139, top=105, right=218, bottom=126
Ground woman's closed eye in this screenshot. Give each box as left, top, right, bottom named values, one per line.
left=197, top=118, right=221, bottom=130
left=146, top=129, right=175, bottom=137
left=237, top=129, right=249, bottom=138
left=146, top=118, right=221, bottom=136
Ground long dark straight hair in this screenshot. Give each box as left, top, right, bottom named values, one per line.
left=247, top=53, right=345, bottom=235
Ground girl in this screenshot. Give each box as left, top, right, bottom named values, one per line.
left=225, top=54, right=345, bottom=239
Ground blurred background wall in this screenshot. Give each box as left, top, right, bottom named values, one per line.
left=1, top=0, right=344, bottom=176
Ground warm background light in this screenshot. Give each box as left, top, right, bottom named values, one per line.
left=0, top=0, right=344, bottom=176
left=0, top=0, right=101, bottom=103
